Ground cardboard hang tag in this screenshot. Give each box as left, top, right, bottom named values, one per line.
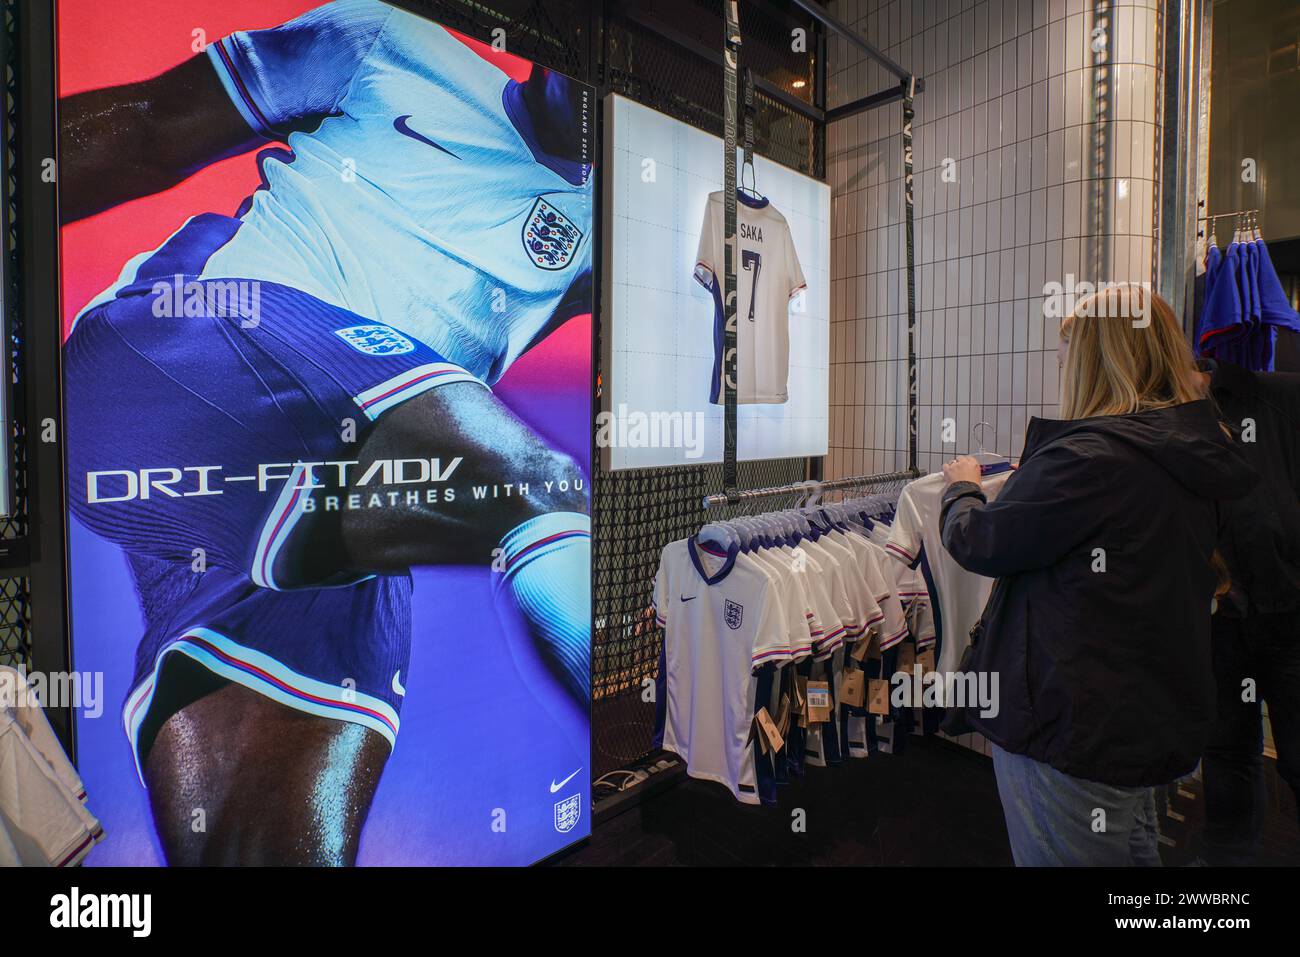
left=775, top=692, right=792, bottom=737
left=917, top=648, right=936, bottom=673
left=792, top=674, right=807, bottom=715
left=850, top=629, right=881, bottom=662
left=868, top=678, right=890, bottom=716
left=806, top=680, right=832, bottom=723
left=896, top=642, right=916, bottom=677
left=840, top=668, right=866, bottom=708
left=754, top=706, right=784, bottom=754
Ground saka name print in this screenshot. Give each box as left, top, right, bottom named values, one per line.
left=523, top=197, right=582, bottom=270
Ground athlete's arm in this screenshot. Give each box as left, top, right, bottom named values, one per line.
left=58, top=55, right=265, bottom=223
left=336, top=382, right=586, bottom=573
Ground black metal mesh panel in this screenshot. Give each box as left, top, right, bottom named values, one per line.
left=592, top=4, right=824, bottom=779
left=0, top=0, right=30, bottom=669
left=395, top=0, right=592, bottom=79
left=591, top=457, right=806, bottom=776
left=604, top=0, right=821, bottom=177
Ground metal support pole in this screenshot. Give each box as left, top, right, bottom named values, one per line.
left=903, top=79, right=918, bottom=475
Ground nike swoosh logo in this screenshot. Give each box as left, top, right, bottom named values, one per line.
left=393, top=115, right=460, bottom=159
left=391, top=670, right=406, bottom=697
left=680, top=594, right=697, bottom=602
left=550, top=768, right=582, bottom=793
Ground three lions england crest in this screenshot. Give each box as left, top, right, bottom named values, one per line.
left=523, top=196, right=582, bottom=270
left=724, top=599, right=743, bottom=630
left=553, top=793, right=582, bottom=834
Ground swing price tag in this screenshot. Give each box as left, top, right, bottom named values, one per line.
left=868, top=678, right=890, bottom=716
left=755, top=707, right=784, bottom=754
left=806, top=681, right=832, bottom=722
left=896, top=642, right=916, bottom=676
left=775, top=693, right=792, bottom=737
left=840, top=669, right=866, bottom=708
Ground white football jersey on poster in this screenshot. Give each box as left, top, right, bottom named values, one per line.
left=653, top=537, right=795, bottom=804
left=78, top=0, right=594, bottom=386
left=694, top=191, right=807, bottom=405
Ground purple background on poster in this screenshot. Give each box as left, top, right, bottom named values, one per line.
left=71, top=339, right=592, bottom=866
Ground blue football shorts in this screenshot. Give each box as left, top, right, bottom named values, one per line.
left=65, top=230, right=483, bottom=779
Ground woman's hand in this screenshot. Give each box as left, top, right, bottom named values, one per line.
left=942, top=455, right=982, bottom=486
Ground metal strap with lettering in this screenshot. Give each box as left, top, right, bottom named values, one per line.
left=722, top=0, right=741, bottom=499
left=903, top=79, right=918, bottom=474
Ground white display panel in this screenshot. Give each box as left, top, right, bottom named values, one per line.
left=602, top=94, right=830, bottom=470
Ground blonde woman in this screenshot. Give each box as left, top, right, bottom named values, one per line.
left=939, top=285, right=1257, bottom=866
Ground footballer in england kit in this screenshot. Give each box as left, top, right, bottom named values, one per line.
left=61, top=0, right=594, bottom=863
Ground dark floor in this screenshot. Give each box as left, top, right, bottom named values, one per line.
left=562, top=736, right=1300, bottom=866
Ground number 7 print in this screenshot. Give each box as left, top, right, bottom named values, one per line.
left=742, top=250, right=762, bottom=322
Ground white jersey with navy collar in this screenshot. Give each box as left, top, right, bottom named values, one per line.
left=653, top=537, right=796, bottom=804
left=694, top=190, right=807, bottom=405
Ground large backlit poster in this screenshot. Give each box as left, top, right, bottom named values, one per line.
left=601, top=94, right=830, bottom=470
left=58, top=0, right=593, bottom=865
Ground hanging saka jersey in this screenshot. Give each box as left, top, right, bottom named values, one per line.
left=694, top=191, right=807, bottom=404
left=653, top=537, right=796, bottom=804
left=81, top=0, right=593, bottom=386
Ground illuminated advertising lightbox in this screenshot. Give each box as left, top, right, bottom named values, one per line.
left=58, top=0, right=593, bottom=865
left=601, top=94, right=830, bottom=470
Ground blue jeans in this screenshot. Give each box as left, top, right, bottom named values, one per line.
left=991, top=744, right=1163, bottom=866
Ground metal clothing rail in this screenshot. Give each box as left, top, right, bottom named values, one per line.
left=1197, top=208, right=1258, bottom=223
left=702, top=468, right=918, bottom=510
left=1196, top=207, right=1260, bottom=240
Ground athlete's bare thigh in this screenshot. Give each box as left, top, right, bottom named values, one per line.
left=143, top=659, right=390, bottom=866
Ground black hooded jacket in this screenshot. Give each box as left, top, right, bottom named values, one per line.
left=939, top=400, right=1258, bottom=787
left=1202, top=360, right=1300, bottom=614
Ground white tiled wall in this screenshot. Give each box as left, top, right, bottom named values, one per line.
left=824, top=0, right=1160, bottom=479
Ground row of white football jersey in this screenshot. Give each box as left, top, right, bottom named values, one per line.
left=652, top=508, right=932, bottom=803
left=0, top=667, right=104, bottom=866
left=651, top=465, right=1014, bottom=804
